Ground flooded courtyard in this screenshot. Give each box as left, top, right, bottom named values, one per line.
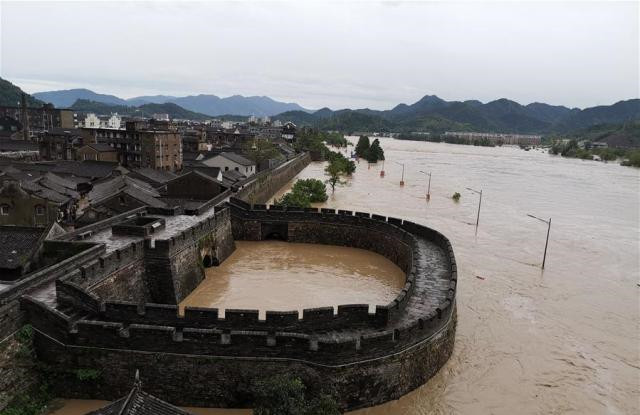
left=179, top=240, right=406, bottom=315
left=53, top=137, right=639, bottom=415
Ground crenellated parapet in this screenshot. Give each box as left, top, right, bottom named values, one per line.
left=21, top=194, right=458, bottom=411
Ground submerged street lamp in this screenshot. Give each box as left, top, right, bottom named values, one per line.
left=394, top=161, right=405, bottom=186
left=419, top=170, right=431, bottom=200
left=466, top=187, right=482, bottom=234
left=527, top=214, right=552, bottom=269
left=380, top=159, right=385, bottom=177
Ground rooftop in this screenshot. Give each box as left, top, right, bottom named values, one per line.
left=0, top=225, right=47, bottom=270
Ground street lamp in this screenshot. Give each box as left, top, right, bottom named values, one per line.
left=419, top=170, right=431, bottom=200
left=394, top=161, right=405, bottom=186
left=527, top=214, right=551, bottom=269
left=380, top=159, right=385, bottom=177
left=465, top=187, right=482, bottom=233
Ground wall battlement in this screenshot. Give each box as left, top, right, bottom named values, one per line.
left=18, top=166, right=458, bottom=411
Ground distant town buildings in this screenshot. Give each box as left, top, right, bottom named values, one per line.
left=82, top=113, right=121, bottom=129
left=0, top=97, right=74, bottom=139
left=84, top=120, right=182, bottom=172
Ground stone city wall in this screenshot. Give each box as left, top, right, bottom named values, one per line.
left=234, top=153, right=311, bottom=204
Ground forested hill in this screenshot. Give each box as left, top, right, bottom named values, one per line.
left=0, top=77, right=44, bottom=107
left=273, top=96, right=640, bottom=135
left=70, top=99, right=212, bottom=121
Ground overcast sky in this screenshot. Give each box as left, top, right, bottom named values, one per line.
left=1, top=1, right=638, bottom=110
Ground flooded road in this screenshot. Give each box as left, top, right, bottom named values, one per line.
left=54, top=138, right=639, bottom=414
left=180, top=240, right=405, bottom=315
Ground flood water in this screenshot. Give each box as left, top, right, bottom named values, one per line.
left=54, top=137, right=639, bottom=414
left=180, top=240, right=406, bottom=315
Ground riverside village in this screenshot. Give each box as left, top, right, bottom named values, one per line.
left=0, top=2, right=638, bottom=415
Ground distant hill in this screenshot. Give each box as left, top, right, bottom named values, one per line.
left=20, top=82, right=640, bottom=134
left=273, top=95, right=640, bottom=136
left=34, top=88, right=128, bottom=107
left=31, top=88, right=311, bottom=116
left=70, top=99, right=212, bottom=121
left=564, top=122, right=640, bottom=148
left=0, top=77, right=44, bottom=107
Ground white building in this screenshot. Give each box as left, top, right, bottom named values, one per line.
left=82, top=113, right=121, bottom=129
left=248, top=115, right=258, bottom=124
left=201, top=152, right=256, bottom=176
left=84, top=113, right=101, bottom=128
left=152, top=113, right=170, bottom=121
left=106, top=113, right=121, bottom=129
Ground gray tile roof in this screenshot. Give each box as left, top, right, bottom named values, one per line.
left=87, top=381, right=194, bottom=415
left=0, top=226, right=47, bottom=270
left=129, top=168, right=177, bottom=185
left=218, top=152, right=255, bottom=166
left=88, top=176, right=160, bottom=204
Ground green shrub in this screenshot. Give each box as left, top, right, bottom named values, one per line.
left=452, top=192, right=461, bottom=202
left=252, top=374, right=340, bottom=415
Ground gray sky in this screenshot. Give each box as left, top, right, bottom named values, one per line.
left=1, top=1, right=638, bottom=110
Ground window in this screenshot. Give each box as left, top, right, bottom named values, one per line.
left=35, top=205, right=45, bottom=216
left=225, top=167, right=229, bottom=171
left=0, top=204, right=9, bottom=215
left=235, top=167, right=239, bottom=171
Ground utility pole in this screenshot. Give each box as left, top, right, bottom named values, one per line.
left=466, top=187, right=482, bottom=234
left=380, top=159, right=385, bottom=177
left=420, top=170, right=431, bottom=200
left=527, top=214, right=551, bottom=269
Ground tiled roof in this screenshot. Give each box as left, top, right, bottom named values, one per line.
left=0, top=226, right=47, bottom=270
left=129, top=168, right=177, bottom=185
left=87, top=381, right=194, bottom=415
left=89, top=176, right=159, bottom=204
left=19, top=180, right=71, bottom=204
left=218, top=152, right=255, bottom=166
left=52, top=160, right=122, bottom=180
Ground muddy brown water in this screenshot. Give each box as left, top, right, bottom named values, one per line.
left=180, top=240, right=405, bottom=315
left=54, top=138, right=639, bottom=414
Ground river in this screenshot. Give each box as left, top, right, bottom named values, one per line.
left=53, top=137, right=639, bottom=414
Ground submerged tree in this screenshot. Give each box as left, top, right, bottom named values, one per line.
left=355, top=135, right=370, bottom=158
left=325, top=159, right=347, bottom=193
left=365, top=138, right=385, bottom=163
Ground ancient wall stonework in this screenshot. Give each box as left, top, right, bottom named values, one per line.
left=235, top=153, right=311, bottom=204
left=22, top=198, right=458, bottom=411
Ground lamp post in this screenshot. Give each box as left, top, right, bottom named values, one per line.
left=380, top=159, right=385, bottom=177
left=466, top=187, right=482, bottom=233
left=394, top=161, right=405, bottom=186
left=419, top=170, right=431, bottom=200
left=527, top=214, right=551, bottom=269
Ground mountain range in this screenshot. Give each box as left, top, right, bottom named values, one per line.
left=273, top=95, right=640, bottom=135
left=32, top=88, right=310, bottom=117
left=2, top=78, right=638, bottom=136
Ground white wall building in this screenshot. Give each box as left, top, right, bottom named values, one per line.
left=201, top=152, right=256, bottom=176
left=84, top=113, right=101, bottom=128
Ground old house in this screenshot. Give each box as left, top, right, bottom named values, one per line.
left=201, top=152, right=255, bottom=176
left=76, top=143, right=118, bottom=162
left=0, top=177, right=73, bottom=227
left=0, top=223, right=64, bottom=280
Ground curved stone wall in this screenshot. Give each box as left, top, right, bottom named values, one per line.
left=22, top=198, right=458, bottom=411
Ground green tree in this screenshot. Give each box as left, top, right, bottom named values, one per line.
left=292, top=179, right=328, bottom=203
left=325, top=159, right=347, bottom=193
left=244, top=138, right=281, bottom=168
left=355, top=135, right=370, bottom=158
left=252, top=375, right=340, bottom=415
left=364, top=138, right=385, bottom=162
